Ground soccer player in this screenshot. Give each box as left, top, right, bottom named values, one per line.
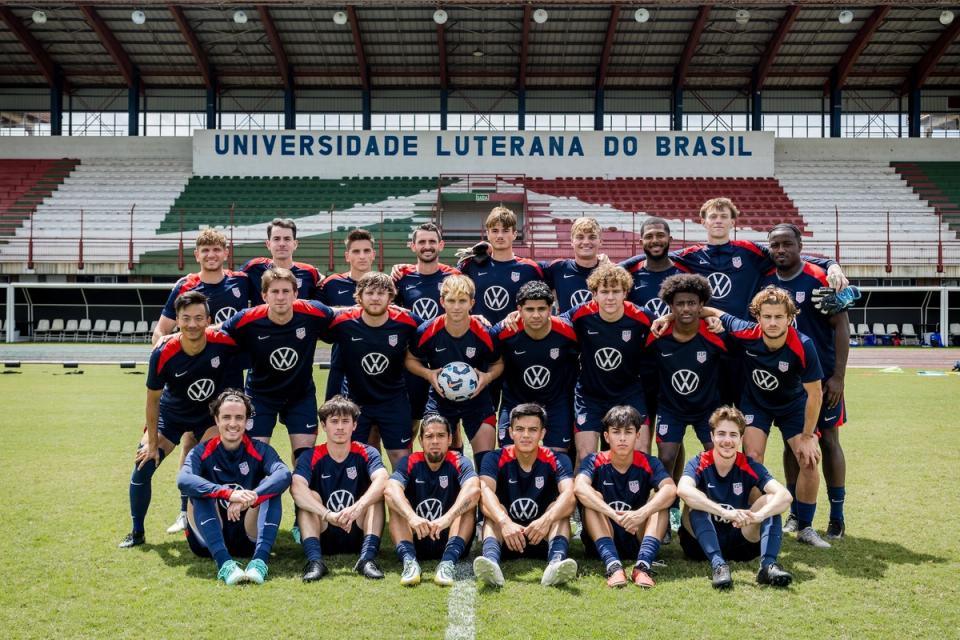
left=327, top=271, right=421, bottom=467
left=177, top=391, right=291, bottom=585
left=677, top=405, right=793, bottom=589
left=763, top=224, right=850, bottom=539
left=475, top=404, right=579, bottom=588
left=291, top=396, right=389, bottom=581
left=576, top=405, right=676, bottom=588
left=385, top=415, right=481, bottom=586
left=490, top=281, right=579, bottom=451
left=620, top=216, right=685, bottom=318
left=119, top=291, right=240, bottom=549
left=406, top=274, right=503, bottom=473
left=541, top=217, right=604, bottom=314
left=242, top=218, right=322, bottom=305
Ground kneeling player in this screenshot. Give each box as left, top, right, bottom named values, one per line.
left=385, top=415, right=481, bottom=586
left=177, top=391, right=291, bottom=585
left=291, top=396, right=389, bottom=582
left=677, top=406, right=793, bottom=589
left=576, top=406, right=676, bottom=588
left=474, top=404, right=578, bottom=588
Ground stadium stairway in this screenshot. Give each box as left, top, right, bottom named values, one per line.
left=891, top=162, right=960, bottom=237
left=0, top=159, right=78, bottom=238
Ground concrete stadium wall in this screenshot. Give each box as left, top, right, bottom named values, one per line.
left=775, top=139, right=960, bottom=163
left=0, top=136, right=190, bottom=159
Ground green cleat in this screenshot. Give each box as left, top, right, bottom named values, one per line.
left=244, top=559, right=268, bottom=585
left=669, top=507, right=681, bottom=533
left=400, top=557, right=422, bottom=586
left=434, top=561, right=456, bottom=586
left=291, top=525, right=302, bottom=545
left=217, top=560, right=247, bottom=586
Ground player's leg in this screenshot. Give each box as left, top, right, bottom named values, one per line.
left=785, top=429, right=830, bottom=548
left=631, top=508, right=668, bottom=587
left=625, top=391, right=651, bottom=454
left=654, top=409, right=687, bottom=542
left=283, top=394, right=320, bottom=544
left=351, top=501, right=385, bottom=579
left=186, top=498, right=245, bottom=584
left=540, top=517, right=577, bottom=587
left=742, top=410, right=771, bottom=464
left=680, top=506, right=732, bottom=589
left=474, top=518, right=507, bottom=587
left=166, top=431, right=196, bottom=534
left=389, top=507, right=422, bottom=586
left=464, top=412, right=497, bottom=474
left=241, top=495, right=283, bottom=584
left=819, top=397, right=847, bottom=539
left=582, top=506, right=627, bottom=587
left=371, top=400, right=414, bottom=469
left=782, top=444, right=800, bottom=532
left=740, top=492, right=792, bottom=586
left=120, top=427, right=177, bottom=547
left=298, top=489, right=329, bottom=582
left=574, top=430, right=600, bottom=468
left=573, top=388, right=602, bottom=466
left=432, top=509, right=476, bottom=585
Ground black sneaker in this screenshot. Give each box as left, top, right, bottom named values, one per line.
left=711, top=563, right=733, bottom=589
left=118, top=532, right=145, bottom=548
left=757, top=562, right=793, bottom=587
left=354, top=558, right=385, bottom=580
left=826, top=519, right=846, bottom=540
left=302, top=559, right=328, bottom=582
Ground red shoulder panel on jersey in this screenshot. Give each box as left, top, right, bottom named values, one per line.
left=802, top=261, right=830, bottom=286
left=623, top=302, right=652, bottom=326
left=785, top=327, right=806, bottom=367
left=224, top=270, right=248, bottom=279
left=389, top=306, right=419, bottom=327
left=675, top=244, right=705, bottom=258
left=200, top=436, right=222, bottom=461
left=695, top=449, right=716, bottom=474
left=697, top=321, right=727, bottom=351
left=174, top=273, right=202, bottom=298
left=734, top=452, right=759, bottom=480
left=310, top=444, right=329, bottom=469
left=571, top=300, right=600, bottom=322
left=550, top=317, right=578, bottom=342
left=515, top=257, right=544, bottom=278
left=468, top=317, right=494, bottom=351
left=205, top=328, right=237, bottom=346
left=293, top=299, right=328, bottom=317
left=293, top=262, right=321, bottom=284
left=730, top=239, right=764, bottom=256
left=407, top=451, right=426, bottom=472
left=732, top=323, right=762, bottom=341
left=673, top=262, right=691, bottom=273
left=593, top=451, right=612, bottom=469
left=242, top=435, right=263, bottom=461
left=765, top=266, right=777, bottom=277
left=350, top=441, right=370, bottom=461
left=497, top=446, right=517, bottom=468
left=156, top=334, right=184, bottom=373
left=497, top=320, right=523, bottom=340
left=321, top=272, right=351, bottom=287
left=329, top=306, right=362, bottom=328
left=235, top=304, right=270, bottom=328
left=438, top=263, right=461, bottom=275
left=445, top=450, right=463, bottom=472
left=418, top=316, right=448, bottom=348
left=243, top=256, right=271, bottom=271
left=535, top=446, right=559, bottom=470
left=393, top=264, right=417, bottom=281
left=633, top=451, right=653, bottom=474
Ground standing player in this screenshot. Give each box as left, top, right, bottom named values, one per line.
left=475, top=404, right=579, bottom=588
left=291, top=396, right=389, bottom=581
left=385, top=415, right=481, bottom=586
left=242, top=218, right=322, bottom=305
left=763, top=224, right=850, bottom=539
left=576, top=406, right=676, bottom=588
left=119, top=291, right=239, bottom=548
left=177, top=391, right=291, bottom=585
left=620, top=216, right=685, bottom=318
left=677, top=405, right=794, bottom=589
left=541, top=217, right=604, bottom=314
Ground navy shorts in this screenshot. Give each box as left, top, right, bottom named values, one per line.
left=157, top=411, right=212, bottom=446
left=413, top=528, right=476, bottom=561
left=718, top=354, right=745, bottom=408
left=405, top=371, right=430, bottom=421
left=248, top=388, right=318, bottom=439
left=497, top=398, right=573, bottom=449
left=654, top=407, right=712, bottom=445
left=186, top=514, right=255, bottom=559
left=574, top=385, right=647, bottom=433
left=679, top=523, right=759, bottom=563
left=500, top=539, right=549, bottom=561
left=740, top=397, right=806, bottom=440
left=320, top=522, right=364, bottom=555
left=581, top=527, right=640, bottom=563
left=818, top=393, right=847, bottom=430
left=424, top=393, right=496, bottom=441
left=354, top=395, right=413, bottom=450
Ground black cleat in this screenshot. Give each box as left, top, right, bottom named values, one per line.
left=711, top=563, right=733, bottom=590
left=118, top=532, right=145, bottom=548
left=826, top=519, right=846, bottom=540
left=302, top=560, right=328, bottom=582
left=354, top=558, right=385, bottom=580
left=757, top=562, right=793, bottom=587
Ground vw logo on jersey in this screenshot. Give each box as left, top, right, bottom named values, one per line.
left=707, top=273, right=732, bottom=299
left=214, top=306, right=238, bottom=324
left=326, top=489, right=355, bottom=511
left=752, top=368, right=779, bottom=391
left=483, top=286, right=510, bottom=311
left=361, top=352, right=390, bottom=376
left=218, top=483, right=245, bottom=509
left=523, top=365, right=551, bottom=389
left=269, top=347, right=298, bottom=371
left=509, top=497, right=539, bottom=521
left=412, top=297, right=439, bottom=320
left=671, top=369, right=700, bottom=395
left=415, top=498, right=444, bottom=520
left=570, top=289, right=592, bottom=307
left=645, top=297, right=669, bottom=318
left=187, top=378, right=215, bottom=402
left=609, top=500, right=633, bottom=512
left=595, top=347, right=623, bottom=371
left=628, top=480, right=640, bottom=494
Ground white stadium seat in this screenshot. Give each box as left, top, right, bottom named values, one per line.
left=901, top=323, right=919, bottom=345
left=105, top=319, right=121, bottom=342
left=49, top=318, right=65, bottom=342
left=34, top=318, right=50, bottom=341
left=90, top=319, right=106, bottom=342
left=64, top=319, right=79, bottom=341
left=77, top=318, right=92, bottom=342
left=134, top=320, right=149, bottom=342
left=120, top=321, right=136, bottom=343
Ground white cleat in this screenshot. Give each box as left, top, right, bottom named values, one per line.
left=166, top=512, right=188, bottom=534
left=473, top=556, right=505, bottom=587
left=541, top=558, right=578, bottom=587
left=797, top=526, right=832, bottom=549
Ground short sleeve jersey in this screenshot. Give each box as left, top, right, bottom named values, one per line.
left=579, top=451, right=671, bottom=511
left=161, top=271, right=250, bottom=325
left=683, top=450, right=774, bottom=527
left=541, top=259, right=596, bottom=314
left=294, top=442, right=385, bottom=507
left=182, top=435, right=288, bottom=506
left=619, top=256, right=685, bottom=318
left=565, top=301, right=652, bottom=398
left=393, top=264, right=460, bottom=321
left=644, top=320, right=728, bottom=418
left=318, top=272, right=358, bottom=307
left=391, top=451, right=476, bottom=518
left=457, top=256, right=545, bottom=325
left=242, top=257, right=322, bottom=306
left=480, top=446, right=573, bottom=526
left=489, top=317, right=579, bottom=408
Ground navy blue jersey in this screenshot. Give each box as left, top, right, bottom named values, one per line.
left=480, top=446, right=573, bottom=526
left=179, top=435, right=290, bottom=506
left=489, top=316, right=579, bottom=408
left=318, top=272, right=358, bottom=307
left=761, top=262, right=837, bottom=376
left=565, top=301, right=652, bottom=398
left=645, top=321, right=728, bottom=418
left=294, top=442, right=385, bottom=508
left=221, top=299, right=333, bottom=399
left=327, top=306, right=421, bottom=404
left=457, top=256, right=545, bottom=325
left=541, top=259, right=596, bottom=314
left=391, top=451, right=476, bottom=518
left=579, top=451, right=671, bottom=510
left=393, top=263, right=460, bottom=321
left=146, top=328, right=239, bottom=424
left=409, top=315, right=500, bottom=412
left=161, top=271, right=250, bottom=325
left=242, top=257, right=322, bottom=306
left=619, top=257, right=685, bottom=318
left=721, top=314, right=824, bottom=411
left=683, top=450, right=774, bottom=526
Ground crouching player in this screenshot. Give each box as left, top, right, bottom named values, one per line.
left=291, top=396, right=389, bottom=582
left=177, top=391, right=291, bottom=585
left=576, top=406, right=676, bottom=589
left=474, top=404, right=578, bottom=588
left=677, top=406, right=793, bottom=589
left=385, top=415, right=481, bottom=586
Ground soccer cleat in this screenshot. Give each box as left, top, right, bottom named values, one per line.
left=541, top=558, right=578, bottom=587
left=302, top=559, right=328, bottom=582
left=783, top=513, right=799, bottom=533
left=826, top=519, right=846, bottom=540
left=473, top=556, right=505, bottom=588
left=662, top=529, right=672, bottom=545
left=244, top=559, right=268, bottom=585
left=354, top=558, right=385, bottom=580
left=291, top=525, right=302, bottom=545
left=434, top=561, right=456, bottom=586
left=166, top=512, right=188, bottom=534
left=757, top=562, right=793, bottom=587
left=217, top=560, right=246, bottom=586
left=570, top=509, right=582, bottom=538
left=669, top=507, right=681, bottom=533
left=632, top=564, right=656, bottom=588
left=797, top=526, right=832, bottom=548
left=605, top=562, right=627, bottom=588
left=400, top=557, right=422, bottom=586
left=118, top=531, right=145, bottom=548
left=711, top=563, right=733, bottom=590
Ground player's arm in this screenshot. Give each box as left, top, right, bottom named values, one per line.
left=151, top=315, right=176, bottom=346
left=177, top=449, right=233, bottom=500
left=620, top=467, right=677, bottom=534
left=432, top=477, right=481, bottom=540
left=525, top=477, right=577, bottom=545
left=250, top=450, right=292, bottom=506
left=479, top=474, right=526, bottom=552
left=795, top=378, right=823, bottom=468
left=291, top=475, right=329, bottom=515
left=826, top=311, right=850, bottom=408
left=385, top=478, right=433, bottom=539
left=135, top=388, right=164, bottom=470
left=473, top=357, right=503, bottom=397
left=336, top=467, right=389, bottom=529
left=574, top=474, right=618, bottom=519
left=677, top=476, right=732, bottom=520
left=748, top=478, right=793, bottom=522
left=405, top=348, right=443, bottom=395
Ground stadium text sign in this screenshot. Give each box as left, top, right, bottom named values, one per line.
left=193, top=131, right=773, bottom=178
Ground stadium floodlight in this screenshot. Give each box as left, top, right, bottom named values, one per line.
left=433, top=9, right=448, bottom=25
left=32, top=10, right=47, bottom=24
left=838, top=10, right=854, bottom=25
left=533, top=8, right=548, bottom=24
left=472, top=47, right=484, bottom=58
left=735, top=9, right=750, bottom=25
left=940, top=10, right=955, bottom=26
left=233, top=10, right=248, bottom=25
left=333, top=10, right=348, bottom=25
left=131, top=10, right=146, bottom=25
left=634, top=8, right=650, bottom=23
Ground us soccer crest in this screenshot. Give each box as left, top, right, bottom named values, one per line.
left=696, top=351, right=707, bottom=363
left=577, top=414, right=587, bottom=425
left=796, top=291, right=806, bottom=303
left=622, top=330, right=632, bottom=342
left=296, top=277, right=303, bottom=289
left=658, top=423, right=668, bottom=436
left=233, top=288, right=241, bottom=298
left=732, top=482, right=743, bottom=496
left=629, top=480, right=640, bottom=493
left=465, top=346, right=476, bottom=358
left=511, top=271, right=520, bottom=282
left=744, top=415, right=754, bottom=424
left=239, top=462, right=249, bottom=476
left=779, top=361, right=789, bottom=372
left=388, top=334, right=398, bottom=347
left=549, top=347, right=559, bottom=360
left=296, top=327, right=306, bottom=340
left=439, top=475, right=449, bottom=489
left=732, top=256, right=742, bottom=269
left=535, top=476, right=544, bottom=489
left=211, top=356, right=221, bottom=369
left=346, top=466, right=357, bottom=480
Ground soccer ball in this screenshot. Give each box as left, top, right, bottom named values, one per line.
left=437, top=362, right=479, bottom=402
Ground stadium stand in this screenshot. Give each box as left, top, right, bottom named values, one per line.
left=0, top=159, right=77, bottom=237
left=892, top=162, right=960, bottom=232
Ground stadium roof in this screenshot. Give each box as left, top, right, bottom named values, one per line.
left=0, top=2, right=958, bottom=94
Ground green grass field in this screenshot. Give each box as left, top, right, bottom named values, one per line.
left=1, top=365, right=958, bottom=639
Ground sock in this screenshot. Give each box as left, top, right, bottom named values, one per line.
left=192, top=498, right=232, bottom=569
left=689, top=510, right=725, bottom=569
left=759, top=514, right=783, bottom=569
left=360, top=534, right=381, bottom=562
left=179, top=494, right=188, bottom=513
left=303, top=536, right=322, bottom=562
left=787, top=483, right=798, bottom=518
left=594, top=536, right=620, bottom=570
left=441, top=536, right=467, bottom=563
left=395, top=540, right=416, bottom=563
left=472, top=451, right=488, bottom=475
left=129, top=448, right=165, bottom=533
left=636, top=535, right=661, bottom=569
left=252, top=495, right=282, bottom=563
left=482, top=536, right=501, bottom=564
left=547, top=536, right=569, bottom=563
left=827, top=486, right=846, bottom=522
left=796, top=501, right=816, bottom=530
